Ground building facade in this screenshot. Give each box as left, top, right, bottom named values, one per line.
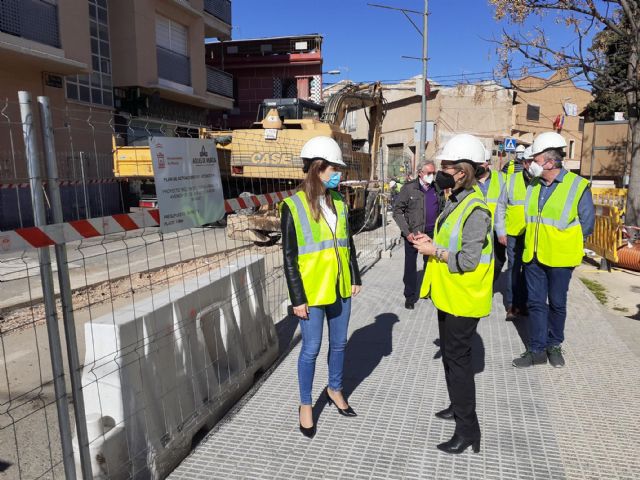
left=330, top=78, right=513, bottom=178
left=331, top=71, right=594, bottom=179
left=580, top=120, right=631, bottom=186
left=0, top=0, right=233, bottom=229
left=511, top=71, right=593, bottom=170
left=206, top=34, right=323, bottom=129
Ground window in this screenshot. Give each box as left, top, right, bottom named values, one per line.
left=579, top=117, right=585, bottom=132
left=66, top=0, right=113, bottom=107
left=343, top=110, right=357, bottom=132
left=569, top=140, right=575, bottom=159
left=526, top=104, right=540, bottom=122
left=156, top=15, right=188, bottom=56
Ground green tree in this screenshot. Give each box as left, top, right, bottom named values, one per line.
left=489, top=0, right=640, bottom=230
left=584, top=18, right=630, bottom=120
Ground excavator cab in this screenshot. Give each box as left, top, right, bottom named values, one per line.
left=255, top=98, right=323, bottom=124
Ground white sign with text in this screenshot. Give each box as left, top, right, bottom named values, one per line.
left=150, top=137, right=224, bottom=233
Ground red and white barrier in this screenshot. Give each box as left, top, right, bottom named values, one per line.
left=0, top=189, right=296, bottom=254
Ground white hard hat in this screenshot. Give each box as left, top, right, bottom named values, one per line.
left=515, top=144, right=526, bottom=153
left=436, top=133, right=486, bottom=165
left=531, top=132, right=567, bottom=156
left=300, top=136, right=346, bottom=167
left=523, top=146, right=534, bottom=160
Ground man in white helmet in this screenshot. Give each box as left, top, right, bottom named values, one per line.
left=502, top=144, right=526, bottom=175
left=495, top=146, right=534, bottom=320
left=475, top=146, right=507, bottom=283
left=512, top=132, right=595, bottom=369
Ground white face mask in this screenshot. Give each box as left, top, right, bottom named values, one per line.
left=421, top=174, right=434, bottom=185
left=527, top=161, right=544, bottom=178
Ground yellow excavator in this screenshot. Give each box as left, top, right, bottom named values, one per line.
left=216, top=81, right=385, bottom=244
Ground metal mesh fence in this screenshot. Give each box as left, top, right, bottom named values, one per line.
left=0, top=92, right=393, bottom=479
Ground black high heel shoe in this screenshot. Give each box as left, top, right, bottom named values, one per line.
left=325, top=388, right=357, bottom=417
left=436, top=433, right=480, bottom=454
left=298, top=406, right=316, bottom=438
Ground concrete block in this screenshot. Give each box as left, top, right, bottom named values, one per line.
left=75, top=255, right=278, bottom=478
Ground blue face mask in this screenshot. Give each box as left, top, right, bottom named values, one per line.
left=323, top=171, right=342, bottom=189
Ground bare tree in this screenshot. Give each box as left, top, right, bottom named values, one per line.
left=489, top=0, right=640, bottom=231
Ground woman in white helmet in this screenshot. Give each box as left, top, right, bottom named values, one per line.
left=412, top=133, right=493, bottom=454
left=280, top=136, right=362, bottom=438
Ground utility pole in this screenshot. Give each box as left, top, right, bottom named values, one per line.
left=369, top=2, right=429, bottom=175
left=418, top=0, right=428, bottom=171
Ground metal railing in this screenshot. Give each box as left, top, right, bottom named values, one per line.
left=0, top=0, right=60, bottom=48
left=204, top=0, right=232, bottom=25
left=157, top=46, right=191, bottom=86
left=207, top=66, right=233, bottom=98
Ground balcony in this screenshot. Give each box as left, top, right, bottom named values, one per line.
left=204, top=0, right=232, bottom=25
left=157, top=46, right=191, bottom=87
left=206, top=66, right=233, bottom=98
left=0, top=0, right=60, bottom=48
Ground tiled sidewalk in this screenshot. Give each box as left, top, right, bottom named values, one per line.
left=169, top=244, right=640, bottom=480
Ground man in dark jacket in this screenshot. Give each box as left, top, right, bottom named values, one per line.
left=393, top=160, right=445, bottom=309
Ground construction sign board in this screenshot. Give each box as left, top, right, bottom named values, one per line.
left=150, top=137, right=224, bottom=233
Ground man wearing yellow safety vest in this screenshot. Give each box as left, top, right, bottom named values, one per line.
left=496, top=146, right=535, bottom=320
left=475, top=147, right=507, bottom=283
left=512, top=132, right=595, bottom=369
left=502, top=144, right=526, bottom=175
left=413, top=133, right=493, bottom=454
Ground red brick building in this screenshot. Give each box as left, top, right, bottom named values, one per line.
left=206, top=34, right=323, bottom=129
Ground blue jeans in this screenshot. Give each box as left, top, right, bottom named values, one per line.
left=298, top=296, right=351, bottom=405
left=505, top=234, right=527, bottom=309
left=524, top=260, right=574, bottom=353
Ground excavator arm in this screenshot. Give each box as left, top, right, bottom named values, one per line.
left=321, top=82, right=385, bottom=181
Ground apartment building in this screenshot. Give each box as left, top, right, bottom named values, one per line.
left=110, top=0, right=233, bottom=144
left=0, top=0, right=233, bottom=229
left=206, top=34, right=323, bottom=129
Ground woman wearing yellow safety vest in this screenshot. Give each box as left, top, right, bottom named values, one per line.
left=280, top=136, right=362, bottom=439
left=413, top=133, right=493, bottom=454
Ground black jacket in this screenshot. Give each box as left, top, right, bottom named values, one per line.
left=392, top=178, right=446, bottom=237
left=281, top=201, right=362, bottom=307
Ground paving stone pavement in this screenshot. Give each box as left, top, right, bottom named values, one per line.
left=169, top=242, right=640, bottom=480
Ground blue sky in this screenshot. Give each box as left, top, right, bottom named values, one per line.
left=230, top=0, right=597, bottom=88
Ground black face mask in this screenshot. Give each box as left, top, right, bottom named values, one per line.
left=435, top=170, right=456, bottom=190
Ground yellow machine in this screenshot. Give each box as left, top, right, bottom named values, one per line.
left=112, top=130, right=232, bottom=209
left=111, top=82, right=385, bottom=242
left=221, top=82, right=385, bottom=243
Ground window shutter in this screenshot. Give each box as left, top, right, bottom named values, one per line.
left=156, top=15, right=171, bottom=49
left=170, top=21, right=188, bottom=56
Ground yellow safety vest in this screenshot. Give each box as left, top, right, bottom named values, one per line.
left=506, top=160, right=515, bottom=175
left=481, top=171, right=506, bottom=222
left=420, top=186, right=494, bottom=318
left=283, top=190, right=352, bottom=306
left=505, top=172, right=527, bottom=236
left=523, top=172, right=590, bottom=267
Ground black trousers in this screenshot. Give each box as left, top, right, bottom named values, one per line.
left=493, top=231, right=506, bottom=284
left=403, top=235, right=429, bottom=300
left=438, top=309, right=481, bottom=440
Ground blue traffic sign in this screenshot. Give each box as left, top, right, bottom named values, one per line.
left=504, top=137, right=517, bottom=152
